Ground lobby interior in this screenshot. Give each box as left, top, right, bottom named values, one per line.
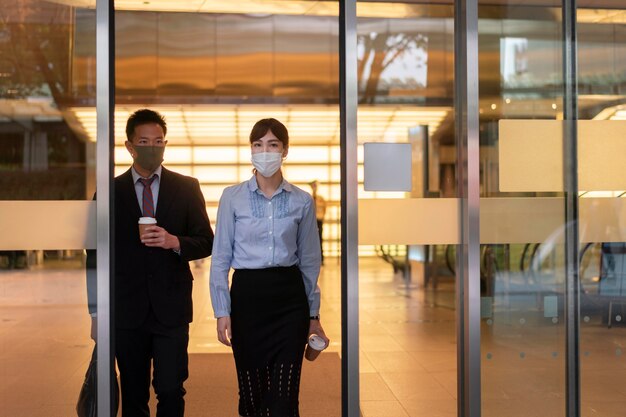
left=2, top=1, right=626, bottom=416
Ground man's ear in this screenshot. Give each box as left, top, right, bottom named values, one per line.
left=125, top=141, right=135, bottom=157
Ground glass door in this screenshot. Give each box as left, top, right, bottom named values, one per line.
left=0, top=1, right=98, bottom=416
left=355, top=2, right=458, bottom=416
left=577, top=3, right=626, bottom=416
left=477, top=2, right=568, bottom=415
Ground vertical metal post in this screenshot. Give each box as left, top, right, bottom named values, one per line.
left=562, top=1, right=580, bottom=416
left=96, top=0, right=115, bottom=415
left=339, top=1, right=360, bottom=416
left=454, top=0, right=481, bottom=416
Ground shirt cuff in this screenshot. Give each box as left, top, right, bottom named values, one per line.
left=173, top=248, right=181, bottom=255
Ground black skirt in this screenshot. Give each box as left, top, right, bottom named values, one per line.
left=230, top=265, right=310, bottom=417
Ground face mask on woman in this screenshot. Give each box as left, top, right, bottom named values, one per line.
left=251, top=152, right=283, bottom=177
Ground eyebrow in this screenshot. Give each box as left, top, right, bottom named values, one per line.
left=252, top=138, right=280, bottom=143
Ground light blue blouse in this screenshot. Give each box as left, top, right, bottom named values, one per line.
left=209, top=176, right=321, bottom=318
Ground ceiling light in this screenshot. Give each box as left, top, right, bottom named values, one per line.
left=69, top=104, right=450, bottom=145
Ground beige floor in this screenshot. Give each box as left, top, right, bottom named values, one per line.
left=1, top=257, right=626, bottom=417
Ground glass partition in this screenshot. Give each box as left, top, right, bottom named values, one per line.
left=356, top=3, right=458, bottom=416
left=478, top=3, right=567, bottom=416
left=0, top=1, right=97, bottom=416
left=577, top=5, right=626, bottom=417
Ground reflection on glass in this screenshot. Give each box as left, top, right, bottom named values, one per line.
left=0, top=1, right=96, bottom=416
left=578, top=5, right=626, bottom=416
left=356, top=2, right=457, bottom=416
left=479, top=3, right=567, bottom=416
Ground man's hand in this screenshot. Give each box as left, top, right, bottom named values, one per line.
left=217, top=316, right=232, bottom=347
left=308, top=319, right=329, bottom=347
left=141, top=225, right=180, bottom=251
left=90, top=316, right=97, bottom=342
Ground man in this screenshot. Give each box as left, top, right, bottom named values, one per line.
left=309, top=180, right=326, bottom=265
left=87, top=109, right=213, bottom=417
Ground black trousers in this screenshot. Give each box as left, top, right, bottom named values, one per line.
left=116, top=310, right=189, bottom=417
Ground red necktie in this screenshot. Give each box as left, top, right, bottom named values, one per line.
left=139, top=176, right=156, bottom=217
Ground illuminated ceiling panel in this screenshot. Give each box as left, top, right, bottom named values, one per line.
left=46, top=0, right=626, bottom=21
left=46, top=0, right=429, bottom=18
left=68, top=104, right=450, bottom=145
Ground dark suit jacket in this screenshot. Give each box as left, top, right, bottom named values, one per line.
left=87, top=166, right=213, bottom=329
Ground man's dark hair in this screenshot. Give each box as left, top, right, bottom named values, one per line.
left=126, top=109, right=167, bottom=141
left=249, top=118, right=289, bottom=148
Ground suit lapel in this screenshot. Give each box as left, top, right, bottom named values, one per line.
left=155, top=167, right=179, bottom=220
left=119, top=168, right=142, bottom=218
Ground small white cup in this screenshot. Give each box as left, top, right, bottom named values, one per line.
left=138, top=217, right=157, bottom=237
left=305, top=334, right=327, bottom=361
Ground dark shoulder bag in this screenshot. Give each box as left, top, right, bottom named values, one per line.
left=76, top=344, right=119, bottom=417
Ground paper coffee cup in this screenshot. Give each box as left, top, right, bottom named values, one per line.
left=138, top=217, right=157, bottom=237
left=305, top=334, right=327, bottom=361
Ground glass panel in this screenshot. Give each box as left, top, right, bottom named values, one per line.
left=356, top=2, right=458, bottom=416
left=0, top=1, right=97, bottom=416
left=578, top=4, right=626, bottom=417
left=110, top=2, right=341, bottom=415
left=478, top=2, right=566, bottom=416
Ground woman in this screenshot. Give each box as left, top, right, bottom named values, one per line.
left=210, top=118, right=329, bottom=417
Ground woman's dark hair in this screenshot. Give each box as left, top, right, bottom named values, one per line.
left=126, top=109, right=167, bottom=141
left=249, top=118, right=289, bottom=148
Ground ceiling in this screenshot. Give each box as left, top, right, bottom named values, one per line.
left=46, top=0, right=626, bottom=20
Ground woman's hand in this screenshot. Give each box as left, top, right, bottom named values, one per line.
left=217, top=316, right=232, bottom=347
left=308, top=319, right=330, bottom=347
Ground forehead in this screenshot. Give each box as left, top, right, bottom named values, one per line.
left=252, top=130, right=280, bottom=142
left=132, top=123, right=164, bottom=139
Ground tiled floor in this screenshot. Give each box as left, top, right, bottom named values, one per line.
left=2, top=257, right=626, bottom=416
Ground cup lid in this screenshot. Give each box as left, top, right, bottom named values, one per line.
left=308, top=334, right=327, bottom=350
left=138, top=217, right=157, bottom=224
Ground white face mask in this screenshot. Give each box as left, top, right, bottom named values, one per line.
left=251, top=152, right=283, bottom=177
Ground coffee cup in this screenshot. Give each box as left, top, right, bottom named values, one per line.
left=138, top=217, right=157, bottom=238
left=305, top=334, right=327, bottom=361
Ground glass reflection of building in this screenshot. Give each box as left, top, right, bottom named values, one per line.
left=1, top=1, right=626, bottom=416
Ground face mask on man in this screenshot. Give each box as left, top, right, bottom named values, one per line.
left=133, top=145, right=165, bottom=173
left=251, top=152, right=283, bottom=177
